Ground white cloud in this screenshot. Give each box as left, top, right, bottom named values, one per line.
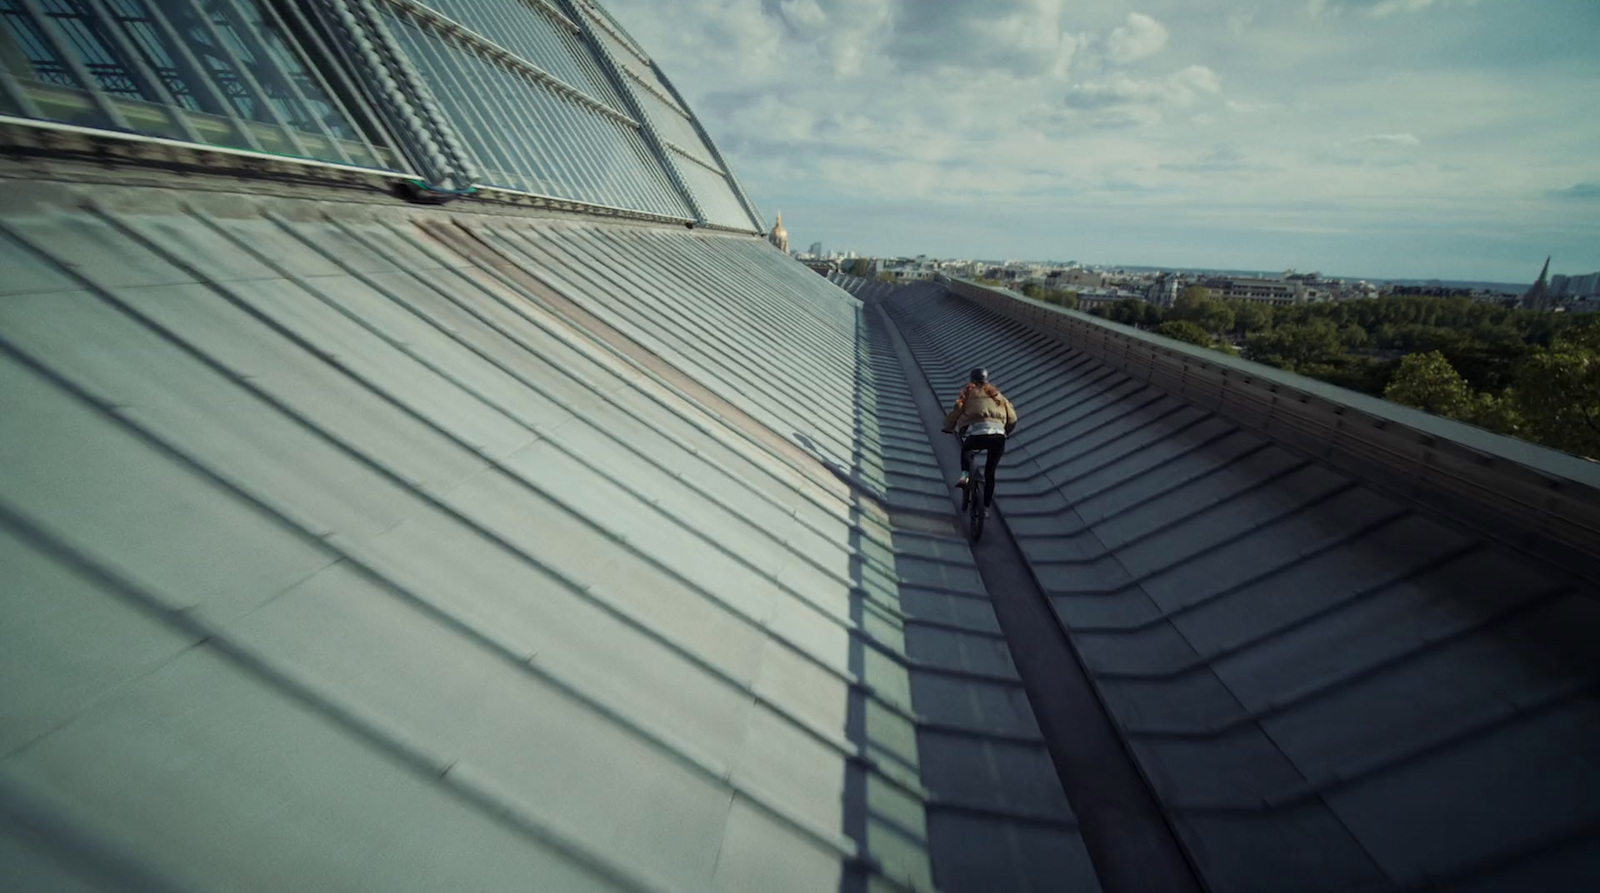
left=1345, top=133, right=1422, bottom=146
left=1549, top=183, right=1600, bottom=201
left=1066, top=65, right=1222, bottom=109
left=1161, top=143, right=1275, bottom=174
left=1106, top=13, right=1169, bottom=64
left=601, top=0, right=1600, bottom=280
left=892, top=0, right=1080, bottom=79
left=1170, top=64, right=1223, bottom=96
left=777, top=0, right=827, bottom=31
left=725, top=93, right=818, bottom=142
left=1310, top=0, right=1479, bottom=17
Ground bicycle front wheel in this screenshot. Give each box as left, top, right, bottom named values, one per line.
left=968, top=475, right=985, bottom=541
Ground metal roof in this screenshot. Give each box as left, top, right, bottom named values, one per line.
left=0, top=170, right=1090, bottom=892
left=877, top=282, right=1600, bottom=893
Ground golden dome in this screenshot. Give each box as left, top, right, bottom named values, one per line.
left=767, top=212, right=789, bottom=251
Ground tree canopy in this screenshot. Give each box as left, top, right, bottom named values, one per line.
left=1154, top=320, right=1214, bottom=347
left=1048, top=286, right=1599, bottom=460
left=1021, top=282, right=1078, bottom=308
left=1169, top=288, right=1234, bottom=334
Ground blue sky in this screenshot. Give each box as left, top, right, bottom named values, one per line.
left=605, top=0, right=1600, bottom=283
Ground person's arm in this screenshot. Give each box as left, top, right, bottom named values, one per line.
left=1003, top=397, right=1018, bottom=435
left=942, top=392, right=967, bottom=432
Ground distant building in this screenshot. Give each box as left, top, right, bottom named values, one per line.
left=1144, top=274, right=1181, bottom=307
left=878, top=255, right=939, bottom=282
left=1074, top=287, right=1141, bottom=310
left=808, top=241, right=823, bottom=257
left=1061, top=268, right=1104, bottom=289
left=1202, top=276, right=1299, bottom=306
left=1552, top=271, right=1600, bottom=299
left=1342, top=281, right=1381, bottom=301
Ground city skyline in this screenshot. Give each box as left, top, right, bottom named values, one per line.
left=804, top=248, right=1586, bottom=292
left=606, top=0, right=1600, bottom=283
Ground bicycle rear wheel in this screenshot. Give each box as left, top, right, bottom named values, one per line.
left=968, top=471, right=985, bottom=541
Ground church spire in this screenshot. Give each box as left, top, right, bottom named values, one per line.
left=1521, top=256, right=1552, bottom=311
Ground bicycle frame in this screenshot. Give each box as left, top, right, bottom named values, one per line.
left=957, top=433, right=988, bottom=541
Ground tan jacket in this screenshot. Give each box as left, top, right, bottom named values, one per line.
left=944, top=383, right=1017, bottom=434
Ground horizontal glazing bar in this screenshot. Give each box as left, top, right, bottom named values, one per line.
left=371, top=0, right=635, bottom=127
left=0, top=111, right=410, bottom=174
left=575, top=0, right=648, bottom=66
left=516, top=0, right=579, bottom=34
left=662, top=139, right=724, bottom=176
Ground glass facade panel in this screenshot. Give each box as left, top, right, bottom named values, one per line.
left=410, top=0, right=623, bottom=111
left=673, top=149, right=757, bottom=230
left=383, top=12, right=689, bottom=218
left=0, top=0, right=758, bottom=230
left=0, top=0, right=396, bottom=167
left=627, top=74, right=716, bottom=167
left=37, top=0, right=141, bottom=98
left=2, top=1, right=80, bottom=89
left=580, top=6, right=685, bottom=116
left=108, top=0, right=201, bottom=110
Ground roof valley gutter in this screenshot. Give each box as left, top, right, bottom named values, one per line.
left=868, top=293, right=1209, bottom=893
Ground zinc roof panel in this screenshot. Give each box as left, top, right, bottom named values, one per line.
left=710, top=798, right=849, bottom=893
left=1324, top=698, right=1600, bottom=885
left=3, top=211, right=255, bottom=289
left=1, top=649, right=632, bottom=893
left=105, top=279, right=502, bottom=488
left=0, top=528, right=197, bottom=757
left=926, top=811, right=1101, bottom=893
left=1, top=287, right=431, bottom=541
left=0, top=831, right=120, bottom=893
left=350, top=508, right=762, bottom=753
left=225, top=561, right=736, bottom=889
left=1261, top=595, right=1600, bottom=780
left=0, top=355, right=338, bottom=627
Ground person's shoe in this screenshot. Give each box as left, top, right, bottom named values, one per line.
left=983, top=508, right=991, bottom=519
left=953, top=473, right=969, bottom=488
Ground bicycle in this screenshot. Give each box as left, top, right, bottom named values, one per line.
left=956, top=432, right=989, bottom=542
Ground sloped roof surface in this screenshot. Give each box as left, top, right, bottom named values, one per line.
left=878, top=283, right=1600, bottom=893
left=0, top=174, right=1090, bottom=892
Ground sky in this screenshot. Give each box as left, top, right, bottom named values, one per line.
left=603, top=0, right=1600, bottom=283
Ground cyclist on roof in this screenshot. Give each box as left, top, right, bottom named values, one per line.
left=941, top=367, right=1018, bottom=513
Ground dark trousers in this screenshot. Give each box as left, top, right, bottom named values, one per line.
left=961, top=433, right=1006, bottom=506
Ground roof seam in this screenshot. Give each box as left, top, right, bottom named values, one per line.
left=228, top=212, right=932, bottom=691
left=330, top=216, right=917, bottom=584
left=362, top=213, right=909, bottom=558
left=0, top=430, right=682, bottom=893
left=0, top=235, right=936, bottom=885
left=87, top=206, right=935, bottom=729
left=434, top=218, right=906, bottom=521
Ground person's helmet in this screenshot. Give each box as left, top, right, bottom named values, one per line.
left=969, top=367, right=989, bottom=384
